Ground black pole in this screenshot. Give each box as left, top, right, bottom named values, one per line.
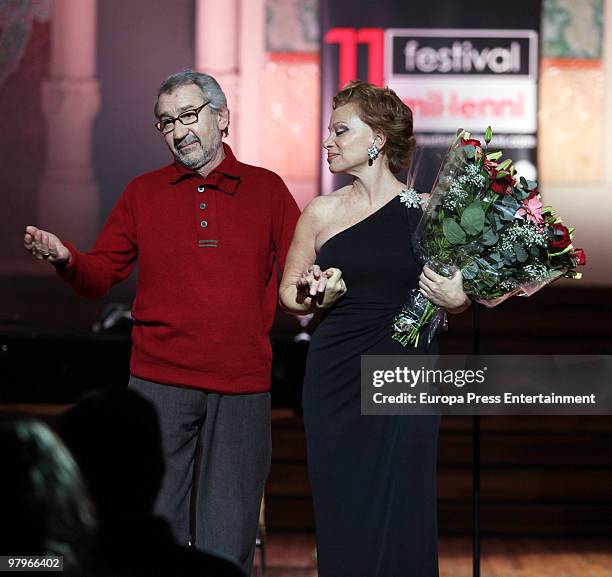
left=472, top=305, right=481, bottom=577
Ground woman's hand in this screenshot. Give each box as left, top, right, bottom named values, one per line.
left=297, top=264, right=347, bottom=309
left=418, top=265, right=470, bottom=314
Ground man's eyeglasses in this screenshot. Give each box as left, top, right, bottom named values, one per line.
left=155, top=102, right=210, bottom=134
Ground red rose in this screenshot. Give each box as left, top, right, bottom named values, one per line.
left=550, top=223, right=571, bottom=249
left=460, top=138, right=481, bottom=148
left=570, top=248, right=586, bottom=266
left=483, top=159, right=498, bottom=172
left=483, top=159, right=515, bottom=194
left=490, top=174, right=515, bottom=195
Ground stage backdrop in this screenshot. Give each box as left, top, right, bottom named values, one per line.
left=320, top=0, right=542, bottom=195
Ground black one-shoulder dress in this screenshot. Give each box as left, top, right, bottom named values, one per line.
left=302, top=195, right=440, bottom=577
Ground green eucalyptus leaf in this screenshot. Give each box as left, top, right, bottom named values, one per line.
left=501, top=249, right=516, bottom=265
left=514, top=243, right=528, bottom=262
left=501, top=195, right=520, bottom=208
left=442, top=218, right=467, bottom=245
left=497, top=208, right=516, bottom=222
left=460, top=202, right=486, bottom=236
left=482, top=226, right=499, bottom=246
left=463, top=144, right=476, bottom=159
left=461, top=260, right=479, bottom=280
left=514, top=187, right=530, bottom=201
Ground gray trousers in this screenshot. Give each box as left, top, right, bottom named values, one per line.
left=128, top=376, right=271, bottom=575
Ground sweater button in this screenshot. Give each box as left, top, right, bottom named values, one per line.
left=199, top=202, right=207, bottom=210
left=200, top=220, right=208, bottom=228
left=197, top=186, right=205, bottom=193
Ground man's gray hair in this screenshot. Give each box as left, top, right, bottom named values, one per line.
left=154, top=70, right=228, bottom=130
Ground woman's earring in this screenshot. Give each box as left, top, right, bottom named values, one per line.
left=367, top=144, right=380, bottom=166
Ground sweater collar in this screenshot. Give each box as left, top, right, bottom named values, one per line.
left=170, top=142, right=240, bottom=195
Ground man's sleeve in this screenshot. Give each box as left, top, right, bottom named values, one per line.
left=271, top=175, right=301, bottom=273
left=56, top=185, right=138, bottom=298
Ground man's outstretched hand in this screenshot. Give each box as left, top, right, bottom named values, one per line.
left=24, top=226, right=71, bottom=264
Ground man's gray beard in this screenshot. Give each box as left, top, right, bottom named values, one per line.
left=175, top=130, right=222, bottom=170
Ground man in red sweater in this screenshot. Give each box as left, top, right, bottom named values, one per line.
left=24, top=70, right=300, bottom=574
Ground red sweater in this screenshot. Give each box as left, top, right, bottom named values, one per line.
left=57, top=144, right=300, bottom=393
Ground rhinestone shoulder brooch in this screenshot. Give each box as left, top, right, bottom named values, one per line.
left=399, top=187, right=422, bottom=209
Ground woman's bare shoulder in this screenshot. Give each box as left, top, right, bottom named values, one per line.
left=303, top=186, right=350, bottom=220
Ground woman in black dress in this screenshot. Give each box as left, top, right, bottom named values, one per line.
left=279, top=81, right=470, bottom=577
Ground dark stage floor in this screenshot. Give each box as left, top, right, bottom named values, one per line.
left=253, top=534, right=612, bottom=577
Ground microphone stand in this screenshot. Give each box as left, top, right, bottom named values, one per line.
left=472, top=304, right=481, bottom=577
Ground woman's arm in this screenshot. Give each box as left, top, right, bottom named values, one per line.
left=279, top=197, right=347, bottom=314
left=279, top=199, right=324, bottom=314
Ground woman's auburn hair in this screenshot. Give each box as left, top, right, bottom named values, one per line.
left=332, top=80, right=416, bottom=174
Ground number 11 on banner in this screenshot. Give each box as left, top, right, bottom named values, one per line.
left=324, top=28, right=385, bottom=89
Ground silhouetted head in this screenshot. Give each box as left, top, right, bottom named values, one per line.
left=60, top=387, right=165, bottom=523
left=0, top=417, right=96, bottom=569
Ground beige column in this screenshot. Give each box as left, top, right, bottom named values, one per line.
left=541, top=2, right=612, bottom=285
left=195, top=0, right=239, bottom=149
left=237, top=0, right=265, bottom=165
left=603, top=0, right=612, bottom=183
left=195, top=0, right=265, bottom=164
left=38, top=0, right=100, bottom=249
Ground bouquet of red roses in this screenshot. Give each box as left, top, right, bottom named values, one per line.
left=393, top=128, right=586, bottom=347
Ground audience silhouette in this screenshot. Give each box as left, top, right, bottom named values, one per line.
left=0, top=417, right=97, bottom=575
left=60, top=387, right=244, bottom=577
